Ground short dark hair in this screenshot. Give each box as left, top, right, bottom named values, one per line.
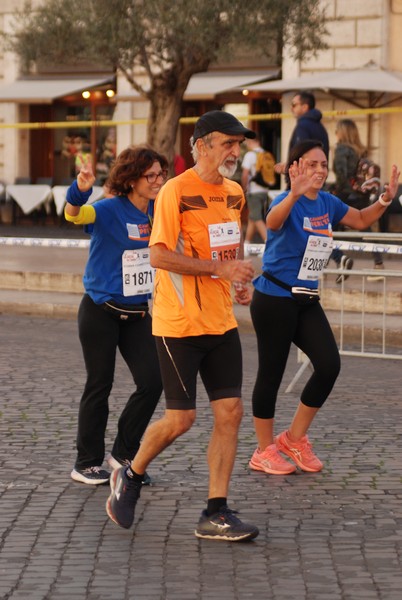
left=107, top=145, right=168, bottom=196
left=286, top=140, right=324, bottom=173
left=284, top=139, right=324, bottom=188
left=294, top=91, right=315, bottom=110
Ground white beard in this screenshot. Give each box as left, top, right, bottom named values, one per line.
left=218, top=161, right=238, bottom=178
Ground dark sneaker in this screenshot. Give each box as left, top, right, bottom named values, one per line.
left=106, top=467, right=142, bottom=529
left=71, top=466, right=110, bottom=485
left=195, top=507, right=259, bottom=542
left=106, top=453, right=152, bottom=485
left=336, top=255, right=353, bottom=284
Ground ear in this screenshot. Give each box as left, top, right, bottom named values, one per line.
left=195, top=138, right=206, bottom=156
left=196, top=138, right=208, bottom=157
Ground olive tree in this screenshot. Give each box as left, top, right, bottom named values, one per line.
left=5, top=0, right=328, bottom=162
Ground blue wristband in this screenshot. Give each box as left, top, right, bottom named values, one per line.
left=66, top=180, right=92, bottom=206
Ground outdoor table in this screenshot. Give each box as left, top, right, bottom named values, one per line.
left=6, top=184, right=53, bottom=214
left=52, top=185, right=105, bottom=216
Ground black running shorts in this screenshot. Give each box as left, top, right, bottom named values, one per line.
left=155, top=328, right=243, bottom=409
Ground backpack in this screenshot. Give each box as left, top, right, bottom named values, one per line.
left=251, top=150, right=276, bottom=188
left=351, top=157, right=381, bottom=202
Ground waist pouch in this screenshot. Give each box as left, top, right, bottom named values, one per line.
left=102, top=300, right=149, bottom=321
left=262, top=272, right=320, bottom=306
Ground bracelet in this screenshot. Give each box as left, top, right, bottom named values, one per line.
left=378, top=193, right=393, bottom=207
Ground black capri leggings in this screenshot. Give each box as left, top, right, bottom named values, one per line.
left=250, top=289, right=341, bottom=419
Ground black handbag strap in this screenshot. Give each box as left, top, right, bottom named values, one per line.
left=262, top=271, right=292, bottom=292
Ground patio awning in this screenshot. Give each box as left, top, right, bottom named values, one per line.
left=0, top=77, right=114, bottom=104
left=183, top=69, right=279, bottom=100
left=116, top=69, right=279, bottom=101
left=244, top=65, right=402, bottom=107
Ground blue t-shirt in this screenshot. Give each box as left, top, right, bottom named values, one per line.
left=84, top=196, right=154, bottom=305
left=254, top=190, right=349, bottom=298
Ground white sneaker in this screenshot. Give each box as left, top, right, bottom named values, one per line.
left=367, top=264, right=384, bottom=282
left=106, top=452, right=131, bottom=470
left=335, top=255, right=353, bottom=284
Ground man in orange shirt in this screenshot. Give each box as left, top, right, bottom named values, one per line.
left=106, top=110, right=259, bottom=542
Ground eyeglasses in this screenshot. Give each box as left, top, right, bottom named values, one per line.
left=141, top=170, right=168, bottom=184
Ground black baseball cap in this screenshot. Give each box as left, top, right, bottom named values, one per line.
left=193, top=110, right=256, bottom=142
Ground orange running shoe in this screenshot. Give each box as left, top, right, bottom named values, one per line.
left=275, top=431, right=323, bottom=472
left=249, top=443, right=296, bottom=475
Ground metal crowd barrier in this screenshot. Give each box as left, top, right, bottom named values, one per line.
left=284, top=232, right=402, bottom=392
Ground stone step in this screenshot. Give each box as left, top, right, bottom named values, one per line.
left=0, top=269, right=83, bottom=294
left=0, top=288, right=79, bottom=319
left=1, top=267, right=401, bottom=315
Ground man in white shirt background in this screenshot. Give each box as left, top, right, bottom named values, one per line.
left=241, top=135, right=269, bottom=244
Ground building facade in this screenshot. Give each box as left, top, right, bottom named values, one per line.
left=276, top=0, right=402, bottom=182
left=1, top=0, right=401, bottom=194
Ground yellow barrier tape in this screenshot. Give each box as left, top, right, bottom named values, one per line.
left=1, top=105, right=402, bottom=130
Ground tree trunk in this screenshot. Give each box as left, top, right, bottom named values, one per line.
left=147, top=88, right=186, bottom=173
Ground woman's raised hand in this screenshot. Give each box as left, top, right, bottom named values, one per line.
left=383, top=164, right=401, bottom=201
left=288, top=158, right=319, bottom=198
left=76, top=154, right=96, bottom=192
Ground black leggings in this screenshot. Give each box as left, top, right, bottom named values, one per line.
left=75, top=294, right=162, bottom=469
left=250, top=289, right=341, bottom=419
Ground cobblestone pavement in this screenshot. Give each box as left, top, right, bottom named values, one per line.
left=1, top=314, right=402, bottom=600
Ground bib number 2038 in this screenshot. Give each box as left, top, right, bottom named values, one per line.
left=298, top=235, right=333, bottom=281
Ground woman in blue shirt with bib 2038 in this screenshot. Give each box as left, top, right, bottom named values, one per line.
left=65, top=145, right=168, bottom=485
left=249, top=139, right=400, bottom=476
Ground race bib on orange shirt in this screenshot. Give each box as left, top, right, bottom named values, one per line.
left=208, top=221, right=241, bottom=265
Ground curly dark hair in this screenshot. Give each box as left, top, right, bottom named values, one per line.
left=106, top=145, right=168, bottom=196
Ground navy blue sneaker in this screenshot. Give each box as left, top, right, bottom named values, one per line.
left=71, top=466, right=110, bottom=485
left=106, top=453, right=152, bottom=485
left=106, top=467, right=142, bottom=529
left=195, top=507, right=259, bottom=542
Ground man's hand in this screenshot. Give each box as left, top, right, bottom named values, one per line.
left=214, top=259, right=255, bottom=284
left=274, top=162, right=286, bottom=175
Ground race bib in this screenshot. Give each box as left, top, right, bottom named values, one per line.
left=122, top=248, right=155, bottom=296
left=208, top=221, right=241, bottom=278
left=209, top=221, right=240, bottom=262
left=297, top=235, right=333, bottom=281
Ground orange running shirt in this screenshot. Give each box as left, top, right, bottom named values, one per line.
left=149, top=168, right=245, bottom=337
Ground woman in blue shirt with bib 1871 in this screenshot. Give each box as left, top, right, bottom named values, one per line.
left=65, top=145, right=168, bottom=485
left=249, top=139, right=400, bottom=476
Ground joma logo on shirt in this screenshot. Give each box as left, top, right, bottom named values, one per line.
left=209, top=196, right=224, bottom=202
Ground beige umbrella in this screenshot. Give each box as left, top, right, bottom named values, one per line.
left=244, top=63, right=402, bottom=107
left=243, top=63, right=402, bottom=150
